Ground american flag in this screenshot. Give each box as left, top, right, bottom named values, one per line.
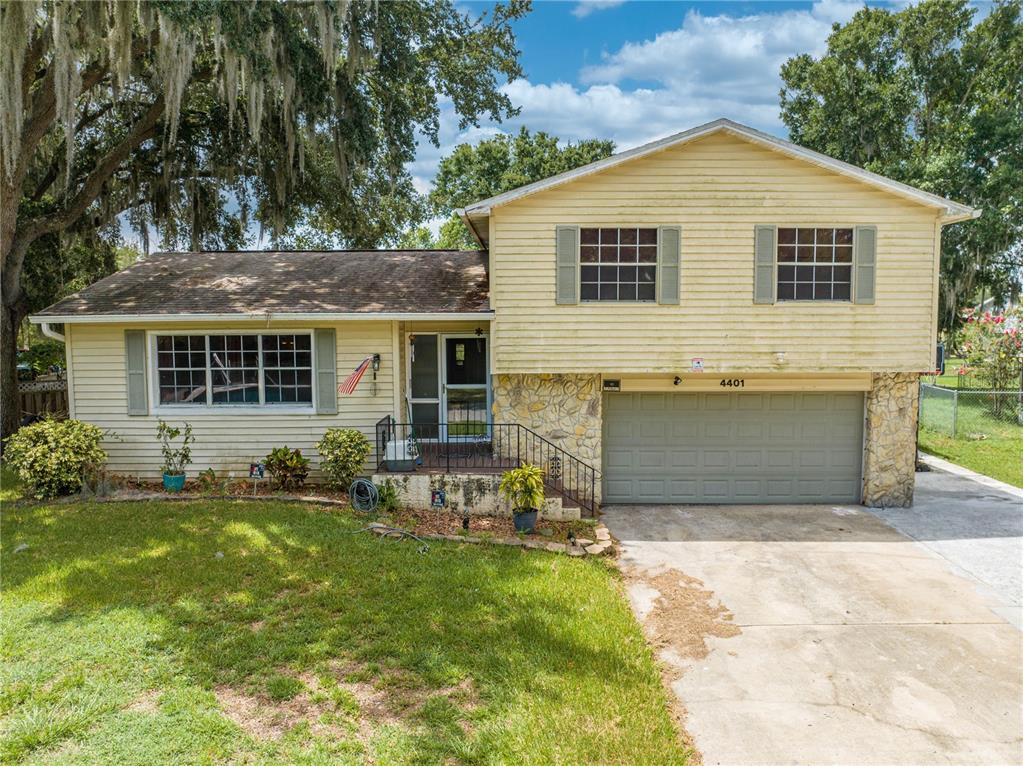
left=338, top=356, right=372, bottom=395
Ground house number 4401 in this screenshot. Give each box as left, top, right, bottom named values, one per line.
left=719, top=378, right=745, bottom=388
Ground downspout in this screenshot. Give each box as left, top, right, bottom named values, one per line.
left=40, top=322, right=65, bottom=343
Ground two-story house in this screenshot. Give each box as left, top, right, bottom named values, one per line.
left=31, top=119, right=978, bottom=513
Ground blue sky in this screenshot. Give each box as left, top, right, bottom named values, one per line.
left=409, top=0, right=875, bottom=194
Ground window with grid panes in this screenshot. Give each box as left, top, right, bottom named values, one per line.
left=154, top=333, right=313, bottom=406
left=579, top=227, right=658, bottom=301
left=776, top=227, right=853, bottom=301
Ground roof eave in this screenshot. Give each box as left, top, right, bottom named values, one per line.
left=30, top=311, right=495, bottom=325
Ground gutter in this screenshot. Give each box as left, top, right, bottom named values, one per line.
left=30, top=311, right=495, bottom=325
left=39, top=321, right=65, bottom=342
left=941, top=207, right=983, bottom=225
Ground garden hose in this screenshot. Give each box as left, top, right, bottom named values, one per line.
left=349, top=478, right=379, bottom=512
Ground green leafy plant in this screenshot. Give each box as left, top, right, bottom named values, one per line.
left=157, top=420, right=194, bottom=476
left=316, top=428, right=371, bottom=490
left=3, top=418, right=107, bottom=499
left=498, top=463, right=546, bottom=514
left=960, top=307, right=1022, bottom=390
left=196, top=467, right=219, bottom=495
left=377, top=479, right=400, bottom=513
left=264, top=446, right=311, bottom=492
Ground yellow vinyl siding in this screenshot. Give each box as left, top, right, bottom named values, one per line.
left=489, top=131, right=940, bottom=374
left=68, top=321, right=396, bottom=479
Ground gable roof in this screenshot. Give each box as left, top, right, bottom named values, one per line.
left=33, top=250, right=491, bottom=323
left=458, top=118, right=980, bottom=246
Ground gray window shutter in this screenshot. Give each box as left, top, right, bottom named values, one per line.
left=754, top=225, right=776, bottom=304
left=314, top=328, right=337, bottom=414
left=555, top=225, right=579, bottom=305
left=124, top=329, right=148, bottom=416
left=657, top=226, right=681, bottom=304
left=854, top=225, right=877, bottom=305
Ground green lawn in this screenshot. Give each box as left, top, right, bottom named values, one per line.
left=918, top=427, right=1023, bottom=487
left=918, top=386, right=1023, bottom=487
left=0, top=481, right=688, bottom=765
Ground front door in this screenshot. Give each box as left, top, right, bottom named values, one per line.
left=407, top=333, right=489, bottom=439
left=442, top=335, right=489, bottom=437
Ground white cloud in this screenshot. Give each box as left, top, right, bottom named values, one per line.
left=572, top=0, right=626, bottom=19
left=411, top=1, right=860, bottom=193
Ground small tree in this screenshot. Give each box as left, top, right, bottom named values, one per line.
left=959, top=307, right=1023, bottom=391
left=157, top=420, right=195, bottom=476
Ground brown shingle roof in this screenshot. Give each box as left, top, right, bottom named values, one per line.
left=36, top=250, right=491, bottom=317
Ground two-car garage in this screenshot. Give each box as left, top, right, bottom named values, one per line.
left=602, top=391, right=864, bottom=504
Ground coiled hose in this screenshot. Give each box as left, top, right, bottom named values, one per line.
left=349, top=478, right=379, bottom=512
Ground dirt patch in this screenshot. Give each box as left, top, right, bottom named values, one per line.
left=627, top=569, right=742, bottom=766
left=126, top=689, right=161, bottom=714
left=215, top=663, right=478, bottom=746
left=642, top=569, right=741, bottom=667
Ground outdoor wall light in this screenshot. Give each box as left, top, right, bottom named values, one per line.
left=372, top=353, right=381, bottom=373
left=774, top=351, right=787, bottom=365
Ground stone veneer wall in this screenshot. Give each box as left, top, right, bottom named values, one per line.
left=862, top=372, right=920, bottom=508
left=491, top=374, right=602, bottom=499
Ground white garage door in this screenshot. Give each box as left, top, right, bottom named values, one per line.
left=603, top=391, right=864, bottom=504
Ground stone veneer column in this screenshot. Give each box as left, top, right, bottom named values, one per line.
left=862, top=372, right=920, bottom=508
left=491, top=374, right=602, bottom=499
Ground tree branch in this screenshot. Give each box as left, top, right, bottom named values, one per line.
left=4, top=96, right=165, bottom=303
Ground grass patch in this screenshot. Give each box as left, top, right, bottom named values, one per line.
left=919, top=386, right=1023, bottom=487
left=919, top=427, right=1023, bottom=487
left=0, top=498, right=688, bottom=765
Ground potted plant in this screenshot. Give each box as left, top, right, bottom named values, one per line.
left=498, top=463, right=546, bottom=533
left=157, top=419, right=194, bottom=491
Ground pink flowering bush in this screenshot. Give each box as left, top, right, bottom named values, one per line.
left=959, top=307, right=1022, bottom=390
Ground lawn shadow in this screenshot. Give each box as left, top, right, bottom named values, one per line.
left=3, top=499, right=667, bottom=762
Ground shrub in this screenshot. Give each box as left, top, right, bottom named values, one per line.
left=157, top=420, right=194, bottom=476
left=3, top=418, right=107, bottom=499
left=316, top=428, right=370, bottom=490
left=377, top=479, right=400, bottom=513
left=960, top=306, right=1022, bottom=390
left=196, top=467, right=219, bottom=495
left=264, top=446, right=311, bottom=491
left=498, top=463, right=545, bottom=513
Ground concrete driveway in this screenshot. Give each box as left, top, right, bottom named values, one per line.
left=603, top=468, right=1023, bottom=765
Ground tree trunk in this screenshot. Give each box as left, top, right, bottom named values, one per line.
left=1, top=299, right=25, bottom=446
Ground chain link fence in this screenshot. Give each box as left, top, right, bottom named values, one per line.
left=920, top=383, right=1023, bottom=439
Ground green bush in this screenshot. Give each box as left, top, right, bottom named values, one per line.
left=377, top=479, right=400, bottom=513
left=316, top=428, right=370, bottom=490
left=264, top=446, right=311, bottom=491
left=196, top=467, right=219, bottom=495
left=18, top=339, right=66, bottom=373
left=3, top=418, right=107, bottom=499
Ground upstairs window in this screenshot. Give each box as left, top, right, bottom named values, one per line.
left=155, top=333, right=313, bottom=407
left=580, top=227, right=658, bottom=301
left=776, top=227, right=853, bottom=301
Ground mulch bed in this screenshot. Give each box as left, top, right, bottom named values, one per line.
left=383, top=507, right=599, bottom=545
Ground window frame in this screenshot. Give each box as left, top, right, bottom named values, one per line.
left=147, top=330, right=318, bottom=415
left=578, top=226, right=659, bottom=303
left=773, top=226, right=855, bottom=304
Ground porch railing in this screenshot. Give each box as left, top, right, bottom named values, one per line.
left=374, top=416, right=599, bottom=516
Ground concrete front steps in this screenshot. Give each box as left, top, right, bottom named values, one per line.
left=371, top=471, right=581, bottom=521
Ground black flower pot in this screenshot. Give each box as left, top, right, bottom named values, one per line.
left=513, top=509, right=538, bottom=533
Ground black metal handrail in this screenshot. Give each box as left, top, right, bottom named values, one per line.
left=374, top=416, right=600, bottom=516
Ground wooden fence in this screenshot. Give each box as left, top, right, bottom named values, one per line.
left=18, top=379, right=69, bottom=421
